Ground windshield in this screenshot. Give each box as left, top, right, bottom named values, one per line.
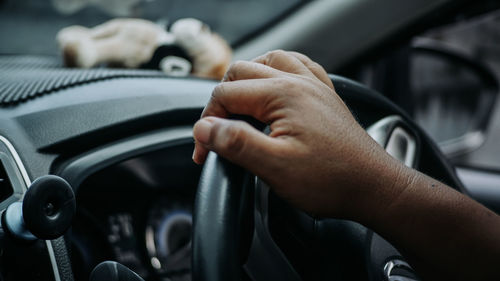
left=0, top=0, right=305, bottom=56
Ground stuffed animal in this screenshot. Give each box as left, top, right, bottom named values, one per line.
left=56, top=18, right=232, bottom=80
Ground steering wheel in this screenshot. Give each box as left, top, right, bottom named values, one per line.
left=192, top=75, right=464, bottom=281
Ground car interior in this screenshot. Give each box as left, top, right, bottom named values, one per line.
left=0, top=0, right=500, bottom=281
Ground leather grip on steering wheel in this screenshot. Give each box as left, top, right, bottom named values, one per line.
left=192, top=152, right=254, bottom=281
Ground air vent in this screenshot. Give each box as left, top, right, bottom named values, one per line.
left=0, top=159, right=14, bottom=203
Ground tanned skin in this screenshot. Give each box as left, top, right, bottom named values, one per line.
left=191, top=50, right=500, bottom=280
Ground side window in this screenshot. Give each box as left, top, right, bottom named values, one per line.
left=357, top=9, right=500, bottom=171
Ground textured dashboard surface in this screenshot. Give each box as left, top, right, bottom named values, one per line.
left=0, top=54, right=214, bottom=182
left=0, top=56, right=165, bottom=105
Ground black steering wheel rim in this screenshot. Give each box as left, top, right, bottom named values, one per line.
left=192, top=75, right=465, bottom=281
left=192, top=154, right=255, bottom=281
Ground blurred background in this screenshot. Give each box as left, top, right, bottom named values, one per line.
left=0, top=0, right=303, bottom=55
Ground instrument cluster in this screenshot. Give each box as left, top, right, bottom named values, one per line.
left=69, top=143, right=201, bottom=281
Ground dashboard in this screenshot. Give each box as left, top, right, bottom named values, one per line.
left=0, top=55, right=215, bottom=281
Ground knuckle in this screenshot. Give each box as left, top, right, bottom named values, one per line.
left=225, top=60, right=246, bottom=81
left=221, top=123, right=247, bottom=153
left=211, top=83, right=225, bottom=99
left=291, top=51, right=309, bottom=60
left=206, top=84, right=227, bottom=115
left=262, top=50, right=287, bottom=64
left=270, top=49, right=287, bottom=56
left=231, top=60, right=247, bottom=69
left=275, top=77, right=296, bottom=89
left=268, top=49, right=287, bottom=59
left=310, top=61, right=323, bottom=71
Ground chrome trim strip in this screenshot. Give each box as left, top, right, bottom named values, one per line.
left=384, top=259, right=418, bottom=281
left=385, top=127, right=417, bottom=168
left=0, top=136, right=30, bottom=188
left=367, top=115, right=418, bottom=168
left=46, top=240, right=62, bottom=281
left=0, top=135, right=61, bottom=281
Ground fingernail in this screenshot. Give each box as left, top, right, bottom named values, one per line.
left=192, top=146, right=197, bottom=162
left=193, top=119, right=213, bottom=145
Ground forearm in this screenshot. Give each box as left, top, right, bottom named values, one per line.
left=365, top=162, right=500, bottom=280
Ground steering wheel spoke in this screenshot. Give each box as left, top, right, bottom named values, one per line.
left=244, top=179, right=302, bottom=281
left=367, top=115, right=420, bottom=169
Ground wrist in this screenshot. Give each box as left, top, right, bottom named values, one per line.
left=350, top=152, right=418, bottom=227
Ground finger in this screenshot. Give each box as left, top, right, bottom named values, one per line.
left=195, top=78, right=289, bottom=164
left=192, top=117, right=286, bottom=172
left=222, top=60, right=284, bottom=82
left=192, top=141, right=209, bottom=164
left=287, top=52, right=335, bottom=90
left=201, top=78, right=286, bottom=122
left=253, top=50, right=316, bottom=79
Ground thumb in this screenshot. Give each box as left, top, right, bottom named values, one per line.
left=193, top=117, right=282, bottom=176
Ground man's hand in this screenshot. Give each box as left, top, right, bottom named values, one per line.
left=193, top=50, right=500, bottom=280
left=192, top=50, right=402, bottom=220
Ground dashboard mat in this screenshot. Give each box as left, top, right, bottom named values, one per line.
left=0, top=55, right=166, bottom=106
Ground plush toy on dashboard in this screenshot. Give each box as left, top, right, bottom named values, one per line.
left=56, top=18, right=232, bottom=80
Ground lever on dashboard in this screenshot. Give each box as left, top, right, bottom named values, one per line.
left=1, top=175, right=76, bottom=241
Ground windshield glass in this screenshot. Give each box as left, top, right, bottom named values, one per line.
left=0, top=0, right=304, bottom=56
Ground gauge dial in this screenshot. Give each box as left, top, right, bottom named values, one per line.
left=146, top=198, right=192, bottom=280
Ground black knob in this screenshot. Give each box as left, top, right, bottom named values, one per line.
left=90, top=261, right=145, bottom=281
left=22, top=175, right=75, bottom=239
left=2, top=175, right=75, bottom=241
